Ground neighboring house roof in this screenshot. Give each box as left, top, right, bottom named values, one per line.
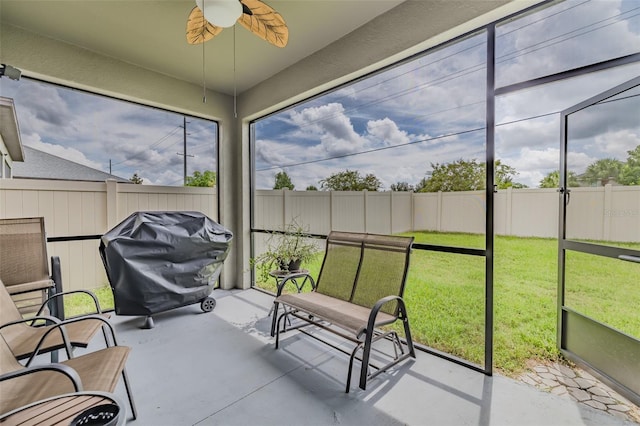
left=13, top=146, right=130, bottom=183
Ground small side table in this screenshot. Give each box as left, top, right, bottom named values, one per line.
left=269, top=269, right=310, bottom=294
left=0, top=391, right=125, bottom=426
left=269, top=269, right=313, bottom=336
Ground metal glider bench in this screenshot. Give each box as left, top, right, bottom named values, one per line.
left=272, top=231, right=415, bottom=392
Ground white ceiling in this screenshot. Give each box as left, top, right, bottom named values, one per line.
left=0, top=0, right=404, bottom=95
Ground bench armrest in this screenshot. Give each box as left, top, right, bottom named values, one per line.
left=0, top=363, right=83, bottom=392
left=360, top=295, right=406, bottom=339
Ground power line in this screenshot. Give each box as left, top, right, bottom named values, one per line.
left=496, top=0, right=592, bottom=39
left=497, top=8, right=640, bottom=63
left=257, top=87, right=640, bottom=173
left=110, top=125, right=182, bottom=167
left=270, top=3, right=637, bottom=138
left=256, top=126, right=486, bottom=172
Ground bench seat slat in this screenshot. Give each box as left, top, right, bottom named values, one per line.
left=276, top=292, right=396, bottom=338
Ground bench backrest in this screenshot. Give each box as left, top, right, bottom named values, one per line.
left=316, top=232, right=414, bottom=315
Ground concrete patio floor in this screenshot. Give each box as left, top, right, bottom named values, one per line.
left=85, top=288, right=636, bottom=426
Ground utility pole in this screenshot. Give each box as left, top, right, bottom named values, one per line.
left=183, top=116, right=187, bottom=185
left=177, top=116, right=194, bottom=185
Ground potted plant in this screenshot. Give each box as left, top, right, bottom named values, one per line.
left=251, top=218, right=317, bottom=282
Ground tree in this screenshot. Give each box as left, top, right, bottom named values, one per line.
left=582, top=158, right=623, bottom=186
left=130, top=173, right=143, bottom=184
left=185, top=170, right=216, bottom=187
left=306, top=185, right=318, bottom=191
left=619, top=145, right=640, bottom=186
left=390, top=182, right=414, bottom=192
left=416, top=159, right=484, bottom=192
left=539, top=170, right=579, bottom=188
left=274, top=171, right=294, bottom=190
left=495, top=160, right=528, bottom=189
left=319, top=170, right=381, bottom=191
left=416, top=159, right=524, bottom=192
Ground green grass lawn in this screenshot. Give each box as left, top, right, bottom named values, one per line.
left=255, top=231, right=640, bottom=377
left=67, top=232, right=638, bottom=379
left=63, top=286, right=115, bottom=318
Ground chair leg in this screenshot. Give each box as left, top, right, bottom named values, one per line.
left=121, top=367, right=137, bottom=420
left=270, top=301, right=279, bottom=337
left=275, top=312, right=287, bottom=349
left=358, top=329, right=375, bottom=391
left=346, top=343, right=364, bottom=393
left=399, top=304, right=416, bottom=358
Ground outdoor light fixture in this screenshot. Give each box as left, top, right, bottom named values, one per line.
left=0, top=64, right=21, bottom=81
left=185, top=0, right=288, bottom=112
left=186, top=0, right=288, bottom=47
left=195, top=0, right=242, bottom=28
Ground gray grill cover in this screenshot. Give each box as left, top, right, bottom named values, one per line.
left=100, top=211, right=232, bottom=315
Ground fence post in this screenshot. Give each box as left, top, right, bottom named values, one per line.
left=603, top=184, right=612, bottom=241
left=106, top=179, right=118, bottom=229
left=390, top=190, right=394, bottom=234
left=363, top=190, right=368, bottom=233
left=410, top=191, right=415, bottom=232
left=437, top=191, right=443, bottom=232
left=329, top=190, right=334, bottom=232
left=506, top=187, right=513, bottom=236
left=282, top=188, right=288, bottom=228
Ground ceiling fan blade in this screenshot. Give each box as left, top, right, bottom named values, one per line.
left=186, top=6, right=223, bottom=45
left=238, top=0, right=288, bottom=48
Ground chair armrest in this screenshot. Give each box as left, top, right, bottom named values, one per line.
left=0, top=315, right=61, bottom=331
left=0, top=363, right=83, bottom=392
left=25, top=315, right=118, bottom=367
left=4, top=280, right=54, bottom=296
left=37, top=290, right=103, bottom=318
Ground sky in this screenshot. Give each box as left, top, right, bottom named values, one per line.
left=254, top=0, right=640, bottom=190
left=1, top=0, right=638, bottom=189
left=0, top=79, right=217, bottom=186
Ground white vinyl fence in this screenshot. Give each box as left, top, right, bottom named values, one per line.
left=0, top=179, right=216, bottom=291
left=2, top=179, right=638, bottom=291
left=256, top=185, right=640, bottom=242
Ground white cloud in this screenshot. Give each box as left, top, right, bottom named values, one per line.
left=366, top=118, right=412, bottom=146
left=289, top=103, right=368, bottom=156
left=593, top=129, right=639, bottom=160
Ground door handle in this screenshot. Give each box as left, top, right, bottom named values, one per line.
left=558, top=187, right=571, bottom=205
left=618, top=255, right=640, bottom=264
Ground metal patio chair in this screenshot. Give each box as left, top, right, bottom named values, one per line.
left=0, top=328, right=137, bottom=419
left=0, top=280, right=108, bottom=364
left=0, top=217, right=57, bottom=315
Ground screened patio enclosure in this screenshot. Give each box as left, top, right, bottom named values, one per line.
left=1, top=0, right=639, bottom=409
left=559, top=76, right=640, bottom=406
left=250, top=0, right=640, bottom=406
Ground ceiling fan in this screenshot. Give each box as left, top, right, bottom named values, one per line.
left=186, top=0, right=288, bottom=47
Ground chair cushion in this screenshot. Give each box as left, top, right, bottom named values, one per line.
left=276, top=292, right=396, bottom=337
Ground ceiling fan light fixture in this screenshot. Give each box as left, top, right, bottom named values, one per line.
left=195, top=0, right=242, bottom=28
